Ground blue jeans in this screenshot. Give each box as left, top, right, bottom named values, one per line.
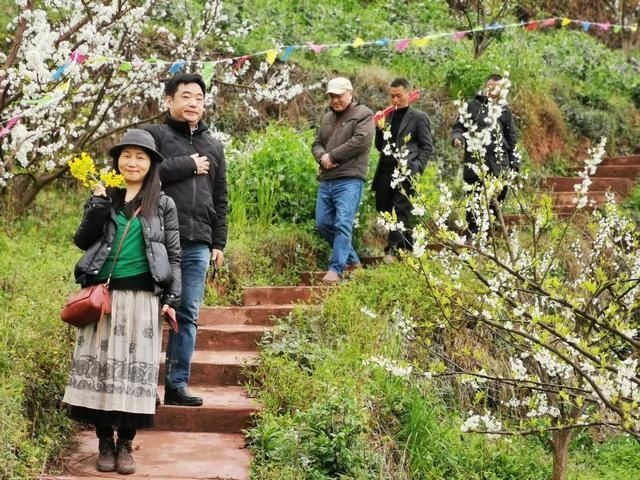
left=164, top=242, right=210, bottom=389
left=315, top=178, right=364, bottom=275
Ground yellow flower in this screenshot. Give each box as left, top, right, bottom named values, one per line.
left=100, top=168, right=127, bottom=189
left=68, top=152, right=126, bottom=190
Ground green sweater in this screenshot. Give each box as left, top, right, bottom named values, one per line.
left=97, top=211, right=150, bottom=280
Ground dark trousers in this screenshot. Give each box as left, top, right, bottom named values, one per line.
left=96, top=425, right=136, bottom=440
left=375, top=171, right=414, bottom=253
left=465, top=179, right=509, bottom=234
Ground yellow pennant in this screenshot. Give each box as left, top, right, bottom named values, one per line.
left=55, top=80, right=70, bottom=94
left=561, top=18, right=572, bottom=27
left=412, top=36, right=430, bottom=48
left=353, top=37, right=365, bottom=48
left=265, top=49, right=278, bottom=65
left=631, top=25, right=638, bottom=33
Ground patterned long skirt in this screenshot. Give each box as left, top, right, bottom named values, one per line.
left=63, top=290, right=162, bottom=429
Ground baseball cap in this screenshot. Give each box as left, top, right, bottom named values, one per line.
left=326, top=77, right=353, bottom=94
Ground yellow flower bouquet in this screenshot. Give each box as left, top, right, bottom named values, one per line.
left=68, top=152, right=126, bottom=189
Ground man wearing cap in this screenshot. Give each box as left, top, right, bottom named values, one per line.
left=373, top=77, right=433, bottom=262
left=144, top=73, right=228, bottom=407
left=312, top=77, right=375, bottom=282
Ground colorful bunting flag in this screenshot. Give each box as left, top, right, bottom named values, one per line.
left=0, top=116, right=21, bottom=138
left=51, top=64, right=68, bottom=81
left=582, top=21, right=591, bottom=32
left=614, top=25, right=622, bottom=33
left=526, top=21, right=539, bottom=31
left=453, top=31, right=466, bottom=41
left=330, top=46, right=347, bottom=57
left=70, top=50, right=87, bottom=64
left=201, top=62, right=215, bottom=86
left=561, top=18, right=572, bottom=27
left=265, top=49, right=278, bottom=65
left=395, top=39, right=410, bottom=52
left=375, top=38, right=390, bottom=46
left=169, top=60, right=186, bottom=74
left=119, top=61, right=132, bottom=72
left=353, top=37, right=365, bottom=48
left=541, top=18, right=556, bottom=28
left=306, top=42, right=325, bottom=54
left=280, top=46, right=295, bottom=61
left=599, top=23, right=611, bottom=32
left=412, top=36, right=430, bottom=48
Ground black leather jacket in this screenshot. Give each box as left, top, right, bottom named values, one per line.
left=73, top=194, right=181, bottom=308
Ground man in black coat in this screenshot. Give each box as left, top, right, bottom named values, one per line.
left=144, top=73, right=228, bottom=407
left=372, top=78, right=433, bottom=262
left=452, top=74, right=518, bottom=235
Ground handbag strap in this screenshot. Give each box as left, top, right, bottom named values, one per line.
left=105, top=206, right=142, bottom=286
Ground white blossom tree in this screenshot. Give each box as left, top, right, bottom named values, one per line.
left=376, top=75, right=640, bottom=480
left=0, top=0, right=306, bottom=216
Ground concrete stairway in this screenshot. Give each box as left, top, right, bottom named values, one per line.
left=50, top=286, right=329, bottom=480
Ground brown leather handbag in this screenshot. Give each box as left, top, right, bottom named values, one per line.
left=61, top=207, right=141, bottom=327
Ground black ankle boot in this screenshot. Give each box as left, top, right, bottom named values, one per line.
left=116, top=439, right=135, bottom=474
left=96, top=437, right=116, bottom=472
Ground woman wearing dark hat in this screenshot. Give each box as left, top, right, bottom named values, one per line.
left=62, top=129, right=181, bottom=475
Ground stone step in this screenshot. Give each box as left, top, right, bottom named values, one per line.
left=241, top=286, right=330, bottom=305
left=542, top=176, right=633, bottom=195
left=590, top=165, right=640, bottom=180
left=551, top=191, right=622, bottom=206
left=159, top=351, right=258, bottom=386
left=199, top=305, right=296, bottom=326
left=155, top=386, right=256, bottom=433
left=162, top=325, right=270, bottom=352
left=601, top=155, right=640, bottom=166
left=360, top=255, right=383, bottom=266
left=49, top=430, right=250, bottom=480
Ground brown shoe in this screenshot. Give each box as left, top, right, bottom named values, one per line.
left=96, top=437, right=116, bottom=472
left=116, top=439, right=136, bottom=475
left=321, top=270, right=340, bottom=283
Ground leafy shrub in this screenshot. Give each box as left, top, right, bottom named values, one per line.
left=227, top=124, right=318, bottom=227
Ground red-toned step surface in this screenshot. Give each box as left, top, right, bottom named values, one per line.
left=542, top=177, right=633, bottom=195
left=551, top=191, right=622, bottom=206
left=47, top=430, right=250, bottom=480
left=155, top=386, right=256, bottom=433
left=162, top=324, right=271, bottom=351
left=241, top=286, right=330, bottom=305
left=199, top=305, right=296, bottom=326
left=601, top=155, right=640, bottom=166
left=159, top=351, right=258, bottom=386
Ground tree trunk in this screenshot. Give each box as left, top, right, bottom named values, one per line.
left=551, top=429, right=573, bottom=480
left=3, top=168, right=67, bottom=218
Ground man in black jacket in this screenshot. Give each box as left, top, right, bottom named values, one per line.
left=452, top=74, right=518, bottom=235
left=144, top=73, right=228, bottom=407
left=373, top=78, right=433, bottom=262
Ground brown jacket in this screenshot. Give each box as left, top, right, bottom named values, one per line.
left=311, top=102, right=374, bottom=181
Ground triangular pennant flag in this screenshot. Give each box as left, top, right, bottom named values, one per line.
left=375, top=38, right=390, bottom=46
left=305, top=42, right=325, bottom=54
left=541, top=18, right=556, bottom=28
left=613, top=25, right=622, bottom=33
left=395, top=38, right=410, bottom=52
left=452, top=31, right=466, bottom=41
left=265, top=49, right=278, bottom=65
left=70, top=50, right=88, bottom=64
left=353, top=37, right=365, bottom=48
left=147, top=57, right=160, bottom=64
left=51, top=64, right=68, bottom=81
left=631, top=25, right=638, bottom=33
left=201, top=62, right=215, bottom=86
left=0, top=115, right=20, bottom=139
left=87, top=55, right=110, bottom=65
left=234, top=55, right=251, bottom=70
left=280, top=46, right=295, bottom=61
left=561, top=18, right=572, bottom=27
left=582, top=21, right=591, bottom=32
left=330, top=45, right=347, bottom=57
left=486, top=23, right=503, bottom=31
left=411, top=36, right=430, bottom=48
left=599, top=22, right=611, bottom=32
left=169, top=60, right=186, bottom=74
left=119, top=61, right=132, bottom=72
left=526, top=21, right=539, bottom=31
left=54, top=80, right=70, bottom=94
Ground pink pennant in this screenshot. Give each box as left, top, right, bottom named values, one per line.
left=70, top=50, right=88, bottom=64
left=0, top=116, right=21, bottom=138
left=305, top=42, right=326, bottom=54
left=395, top=38, right=410, bottom=52
left=599, top=22, right=611, bottom=32
left=541, top=18, right=556, bottom=28
left=452, top=31, right=466, bottom=41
